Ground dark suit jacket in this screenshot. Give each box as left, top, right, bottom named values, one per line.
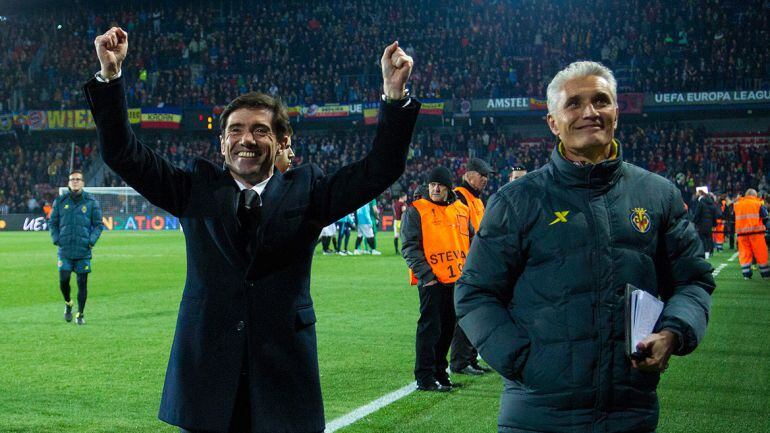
left=83, top=77, right=420, bottom=433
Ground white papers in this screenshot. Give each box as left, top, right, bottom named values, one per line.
left=626, top=284, right=664, bottom=357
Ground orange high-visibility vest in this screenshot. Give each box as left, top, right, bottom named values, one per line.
left=712, top=200, right=726, bottom=243
left=408, top=198, right=471, bottom=284
left=454, top=186, right=485, bottom=232
left=734, top=197, right=766, bottom=236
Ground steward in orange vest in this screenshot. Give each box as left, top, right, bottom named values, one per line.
left=401, top=166, right=473, bottom=391
left=711, top=197, right=726, bottom=252
left=452, top=158, right=496, bottom=375
left=733, top=189, right=770, bottom=279
left=454, top=157, right=495, bottom=232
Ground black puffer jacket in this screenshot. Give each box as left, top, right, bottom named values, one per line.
left=692, top=195, right=720, bottom=235
left=455, top=144, right=715, bottom=433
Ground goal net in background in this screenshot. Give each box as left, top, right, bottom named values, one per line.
left=57, top=187, right=180, bottom=231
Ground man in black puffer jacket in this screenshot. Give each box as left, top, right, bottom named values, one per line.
left=455, top=61, right=715, bottom=433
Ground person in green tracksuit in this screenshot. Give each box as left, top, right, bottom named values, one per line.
left=49, top=170, right=104, bottom=325
left=455, top=62, right=715, bottom=433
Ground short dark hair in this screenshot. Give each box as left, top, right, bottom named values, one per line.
left=69, top=169, right=83, bottom=177
left=219, top=92, right=291, bottom=141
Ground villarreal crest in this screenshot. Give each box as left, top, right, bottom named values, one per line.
left=629, top=208, right=651, bottom=233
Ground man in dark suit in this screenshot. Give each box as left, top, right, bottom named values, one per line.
left=85, top=27, right=419, bottom=433
left=692, top=187, right=720, bottom=259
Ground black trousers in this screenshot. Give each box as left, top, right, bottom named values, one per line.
left=699, top=231, right=714, bottom=254
left=450, top=323, right=478, bottom=371
left=415, top=282, right=456, bottom=384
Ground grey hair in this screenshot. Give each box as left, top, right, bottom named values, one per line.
left=546, top=61, right=617, bottom=114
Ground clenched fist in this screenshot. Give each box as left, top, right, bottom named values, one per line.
left=94, top=27, right=128, bottom=79
left=381, top=41, right=414, bottom=100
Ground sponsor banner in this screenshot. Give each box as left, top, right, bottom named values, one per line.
left=363, top=102, right=379, bottom=125
left=420, top=100, right=445, bottom=116
left=0, top=214, right=49, bottom=231
left=0, top=213, right=180, bottom=231
left=102, top=214, right=180, bottom=231
left=474, top=97, right=530, bottom=112
left=46, top=109, right=95, bottom=129
left=645, top=90, right=770, bottom=107
left=141, top=107, right=183, bottom=129
left=303, top=103, right=362, bottom=120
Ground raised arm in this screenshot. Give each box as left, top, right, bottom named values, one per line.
left=83, top=27, right=191, bottom=216
left=308, top=42, right=421, bottom=226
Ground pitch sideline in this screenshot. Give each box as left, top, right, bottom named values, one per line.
left=325, top=381, right=416, bottom=432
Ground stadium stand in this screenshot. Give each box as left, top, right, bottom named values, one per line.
left=0, top=0, right=768, bottom=111
left=1, top=0, right=769, bottom=216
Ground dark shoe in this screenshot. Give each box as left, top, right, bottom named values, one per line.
left=416, top=380, right=451, bottom=392
left=471, top=361, right=492, bottom=373
left=436, top=376, right=453, bottom=387
left=64, top=302, right=73, bottom=322
left=76, top=313, right=85, bottom=325
left=451, top=365, right=484, bottom=375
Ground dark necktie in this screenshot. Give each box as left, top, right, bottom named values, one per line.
left=238, top=189, right=261, bottom=255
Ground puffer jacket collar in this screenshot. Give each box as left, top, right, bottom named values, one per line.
left=549, top=139, right=624, bottom=193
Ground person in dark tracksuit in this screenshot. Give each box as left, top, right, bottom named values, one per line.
left=455, top=62, right=715, bottom=433
left=402, top=166, right=472, bottom=392
left=49, top=170, right=104, bottom=325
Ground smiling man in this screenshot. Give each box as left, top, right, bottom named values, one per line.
left=84, top=27, right=419, bottom=433
left=455, top=61, right=715, bottom=433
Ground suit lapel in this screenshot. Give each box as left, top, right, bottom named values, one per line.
left=245, top=171, right=292, bottom=277
left=207, top=171, right=249, bottom=270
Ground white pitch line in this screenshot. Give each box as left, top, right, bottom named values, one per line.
left=712, top=263, right=728, bottom=277
left=712, top=252, right=738, bottom=277
left=325, top=382, right=416, bottom=432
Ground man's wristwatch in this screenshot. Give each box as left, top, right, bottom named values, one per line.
left=381, top=89, right=411, bottom=105
left=95, top=70, right=122, bottom=83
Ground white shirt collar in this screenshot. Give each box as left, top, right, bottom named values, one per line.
left=233, top=175, right=272, bottom=197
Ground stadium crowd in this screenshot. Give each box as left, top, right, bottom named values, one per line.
left=1, top=0, right=768, bottom=111
left=3, top=123, right=769, bottom=217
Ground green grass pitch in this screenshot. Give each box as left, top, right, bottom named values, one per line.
left=0, top=231, right=768, bottom=432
